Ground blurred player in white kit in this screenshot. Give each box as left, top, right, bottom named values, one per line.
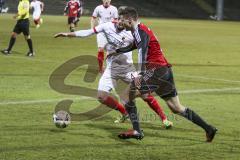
left=91, top=0, right=118, bottom=73
left=30, top=0, right=44, bottom=28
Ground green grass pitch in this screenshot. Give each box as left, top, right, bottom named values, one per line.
left=0, top=14, right=240, bottom=160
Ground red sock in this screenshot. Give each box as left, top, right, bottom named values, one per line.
left=97, top=51, right=104, bottom=73
left=102, top=96, right=127, bottom=115
left=144, top=95, right=167, bottom=121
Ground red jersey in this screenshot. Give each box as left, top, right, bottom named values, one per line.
left=133, top=23, right=170, bottom=72
left=65, top=0, right=80, bottom=17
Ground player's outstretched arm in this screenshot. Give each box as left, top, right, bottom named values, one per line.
left=54, top=32, right=76, bottom=38
left=107, top=43, right=137, bottom=58
left=116, top=43, right=137, bottom=53
left=54, top=29, right=95, bottom=38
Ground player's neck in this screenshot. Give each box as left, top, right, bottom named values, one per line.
left=131, top=21, right=139, bottom=32
left=103, top=4, right=110, bottom=8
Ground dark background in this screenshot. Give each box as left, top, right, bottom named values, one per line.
left=4, top=0, right=240, bottom=20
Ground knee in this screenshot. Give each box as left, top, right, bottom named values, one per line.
left=141, top=94, right=152, bottom=102
left=98, top=48, right=104, bottom=53
left=11, top=32, right=17, bottom=38
left=171, top=108, right=180, bottom=114
left=168, top=103, right=185, bottom=114
left=97, top=92, right=108, bottom=103
left=25, top=35, right=31, bottom=40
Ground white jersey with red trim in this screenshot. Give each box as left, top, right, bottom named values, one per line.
left=94, top=22, right=134, bottom=68
left=92, top=5, right=118, bottom=24
left=74, top=22, right=136, bottom=92
left=31, top=0, right=42, bottom=16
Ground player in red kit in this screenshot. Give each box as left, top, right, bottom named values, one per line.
left=109, top=7, right=217, bottom=142
left=64, top=0, right=81, bottom=32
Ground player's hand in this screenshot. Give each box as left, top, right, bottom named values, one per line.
left=54, top=33, right=68, bottom=38
left=134, top=76, right=142, bottom=89
left=105, top=44, right=117, bottom=59
left=106, top=50, right=116, bottom=59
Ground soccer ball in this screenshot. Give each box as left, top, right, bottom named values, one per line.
left=53, top=110, right=71, bottom=128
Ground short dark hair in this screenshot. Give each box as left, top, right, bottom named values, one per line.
left=118, top=6, right=127, bottom=15
left=118, top=7, right=138, bottom=20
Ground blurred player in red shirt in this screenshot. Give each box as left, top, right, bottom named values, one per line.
left=64, top=0, right=82, bottom=32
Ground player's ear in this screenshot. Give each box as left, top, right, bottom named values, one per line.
left=128, top=18, right=133, bottom=25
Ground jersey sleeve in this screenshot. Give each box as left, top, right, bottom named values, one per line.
left=94, top=23, right=108, bottom=33
left=92, top=6, right=98, bottom=18
left=74, top=29, right=95, bottom=37
left=112, top=7, right=118, bottom=19
left=136, top=29, right=150, bottom=74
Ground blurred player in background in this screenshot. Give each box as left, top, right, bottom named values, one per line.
left=0, top=0, right=8, bottom=13
left=54, top=13, right=173, bottom=128
left=91, top=0, right=118, bottom=73
left=76, top=0, right=83, bottom=25
left=1, top=0, right=35, bottom=57
left=64, top=0, right=81, bottom=32
left=30, top=0, right=44, bottom=29
left=0, top=0, right=5, bottom=13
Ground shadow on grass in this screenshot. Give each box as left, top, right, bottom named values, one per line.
left=84, top=122, right=141, bottom=145
left=84, top=122, right=202, bottom=146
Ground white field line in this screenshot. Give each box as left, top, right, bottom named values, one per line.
left=179, top=87, right=240, bottom=94
left=176, top=74, right=240, bottom=84
left=0, top=97, right=94, bottom=106
left=0, top=87, right=240, bottom=106
left=2, top=55, right=240, bottom=83
left=2, top=55, right=240, bottom=84
left=0, top=53, right=93, bottom=64
left=0, top=54, right=58, bottom=63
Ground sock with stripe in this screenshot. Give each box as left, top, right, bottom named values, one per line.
left=180, top=108, right=211, bottom=131
left=102, top=96, right=127, bottom=115
left=97, top=51, right=104, bottom=73
left=27, top=39, right=34, bottom=53
left=143, top=95, right=167, bottom=121
left=125, top=101, right=141, bottom=133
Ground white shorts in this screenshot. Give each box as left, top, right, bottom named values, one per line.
left=33, top=12, right=41, bottom=20
left=97, top=32, right=108, bottom=48
left=98, top=66, right=138, bottom=93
